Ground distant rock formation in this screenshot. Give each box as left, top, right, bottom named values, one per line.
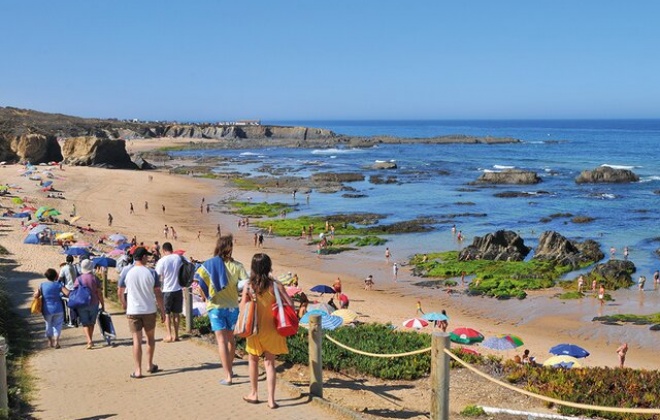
left=7, top=133, right=62, bottom=164
left=533, top=231, right=604, bottom=268
left=471, top=170, right=541, bottom=185
left=372, top=161, right=397, bottom=170
left=61, top=136, right=137, bottom=169
left=458, top=230, right=531, bottom=261
left=575, top=166, right=639, bottom=183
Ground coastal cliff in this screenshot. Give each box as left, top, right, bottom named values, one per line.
left=0, top=106, right=521, bottom=166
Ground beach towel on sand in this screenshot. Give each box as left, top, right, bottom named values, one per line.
left=194, top=256, right=228, bottom=300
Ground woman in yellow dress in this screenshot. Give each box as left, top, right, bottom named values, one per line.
left=241, top=253, right=293, bottom=409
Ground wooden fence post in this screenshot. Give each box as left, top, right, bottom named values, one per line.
left=184, top=287, right=193, bottom=333
left=102, top=269, right=108, bottom=299
left=308, top=314, right=323, bottom=398
left=430, top=332, right=450, bottom=420
left=0, top=336, right=8, bottom=413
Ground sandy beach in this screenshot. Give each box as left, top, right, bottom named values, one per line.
left=2, top=138, right=660, bottom=417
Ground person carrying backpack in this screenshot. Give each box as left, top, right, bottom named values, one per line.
left=74, top=259, right=104, bottom=349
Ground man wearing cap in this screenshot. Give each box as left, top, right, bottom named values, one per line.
left=154, top=242, right=182, bottom=342
left=58, top=255, right=79, bottom=326
left=119, top=247, right=165, bottom=378
left=75, top=259, right=104, bottom=349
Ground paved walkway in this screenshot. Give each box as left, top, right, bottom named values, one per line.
left=10, top=270, right=344, bottom=419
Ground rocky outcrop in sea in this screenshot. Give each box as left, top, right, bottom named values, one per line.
left=575, top=166, right=639, bottom=183
left=458, top=230, right=531, bottom=261
left=471, top=169, right=541, bottom=185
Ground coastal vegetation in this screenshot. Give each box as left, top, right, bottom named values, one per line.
left=0, top=280, right=34, bottom=418
left=410, top=251, right=578, bottom=299
left=231, top=201, right=294, bottom=218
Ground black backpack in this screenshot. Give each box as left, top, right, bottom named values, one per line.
left=177, top=256, right=196, bottom=288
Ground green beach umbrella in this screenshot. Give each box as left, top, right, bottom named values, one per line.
left=501, top=334, right=524, bottom=347
left=12, top=197, right=24, bottom=205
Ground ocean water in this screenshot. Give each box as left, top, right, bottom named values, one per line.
left=173, top=120, right=660, bottom=279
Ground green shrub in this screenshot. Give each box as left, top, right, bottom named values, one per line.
left=230, top=201, right=294, bottom=218
left=192, top=315, right=211, bottom=335
left=559, top=291, right=584, bottom=300
left=460, top=405, right=486, bottom=416
left=281, top=323, right=432, bottom=380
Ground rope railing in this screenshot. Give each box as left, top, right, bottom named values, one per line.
left=443, top=348, right=660, bottom=415
left=320, top=332, right=660, bottom=415
left=324, top=333, right=431, bottom=357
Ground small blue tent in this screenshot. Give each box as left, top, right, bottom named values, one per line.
left=24, top=224, right=48, bottom=244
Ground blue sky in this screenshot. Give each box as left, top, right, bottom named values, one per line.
left=2, top=1, right=660, bottom=121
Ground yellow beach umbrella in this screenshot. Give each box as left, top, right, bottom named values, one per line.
left=55, top=232, right=75, bottom=241
left=333, top=309, right=358, bottom=324
left=70, top=215, right=82, bottom=223
left=543, top=355, right=582, bottom=368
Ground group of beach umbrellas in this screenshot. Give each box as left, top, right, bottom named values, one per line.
left=297, top=284, right=360, bottom=330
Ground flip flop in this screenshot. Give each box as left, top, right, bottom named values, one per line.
left=219, top=379, right=232, bottom=386
left=242, top=396, right=259, bottom=404
left=129, top=373, right=143, bottom=379
left=147, top=364, right=159, bottom=373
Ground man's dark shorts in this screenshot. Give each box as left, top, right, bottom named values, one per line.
left=163, top=290, right=183, bottom=314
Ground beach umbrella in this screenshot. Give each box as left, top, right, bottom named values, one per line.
left=450, top=327, right=484, bottom=345
left=333, top=309, right=359, bottom=324
left=42, top=180, right=53, bottom=187
left=70, top=216, right=82, bottom=223
left=402, top=318, right=429, bottom=329
left=278, top=272, right=295, bottom=285
left=64, top=247, right=90, bottom=256
left=12, top=197, right=24, bottom=205
left=107, top=249, right=124, bottom=256
left=55, top=232, right=75, bottom=241
left=71, top=241, right=91, bottom=248
left=21, top=206, right=37, bottom=212
left=310, top=284, right=335, bottom=294
left=321, top=315, right=343, bottom=330
left=502, top=334, right=524, bottom=347
left=460, top=347, right=481, bottom=356
left=115, top=242, right=131, bottom=250
left=285, top=286, right=302, bottom=297
left=543, top=355, right=582, bottom=368
left=109, top=233, right=128, bottom=243
left=92, top=256, right=117, bottom=268
left=307, top=302, right=335, bottom=314
left=299, top=310, right=330, bottom=324
left=173, top=249, right=186, bottom=255
left=481, top=336, right=517, bottom=351
left=422, top=312, right=449, bottom=322
left=549, top=343, right=590, bottom=358
left=35, top=206, right=59, bottom=218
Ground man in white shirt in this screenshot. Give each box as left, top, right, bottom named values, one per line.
left=154, top=242, right=182, bottom=342
left=119, top=247, right=165, bottom=379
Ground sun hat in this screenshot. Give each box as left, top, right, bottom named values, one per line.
left=81, top=259, right=94, bottom=274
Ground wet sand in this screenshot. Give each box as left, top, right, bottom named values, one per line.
left=2, top=138, right=659, bottom=373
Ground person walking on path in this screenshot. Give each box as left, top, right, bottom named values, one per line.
left=119, top=247, right=165, bottom=378
left=197, top=235, right=248, bottom=386
left=155, top=242, right=183, bottom=343
left=75, top=259, right=105, bottom=349
left=33, top=268, right=70, bottom=348
left=416, top=300, right=424, bottom=315
left=241, top=253, right=293, bottom=409
left=616, top=342, right=628, bottom=368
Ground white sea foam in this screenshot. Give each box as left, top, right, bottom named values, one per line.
left=374, top=159, right=396, bottom=163
left=311, top=148, right=361, bottom=155
left=600, top=164, right=637, bottom=170
left=639, top=175, right=660, bottom=183
left=493, top=165, right=515, bottom=170
left=240, top=152, right=259, bottom=156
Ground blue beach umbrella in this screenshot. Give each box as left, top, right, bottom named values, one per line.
left=310, top=285, right=335, bottom=294
left=321, top=315, right=343, bottom=330
left=115, top=242, right=131, bottom=250
left=64, top=247, right=90, bottom=257
left=481, top=336, right=517, bottom=351
left=422, top=312, right=449, bottom=322
left=92, top=256, right=117, bottom=268
left=299, top=310, right=327, bottom=324
left=549, top=343, right=590, bottom=359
